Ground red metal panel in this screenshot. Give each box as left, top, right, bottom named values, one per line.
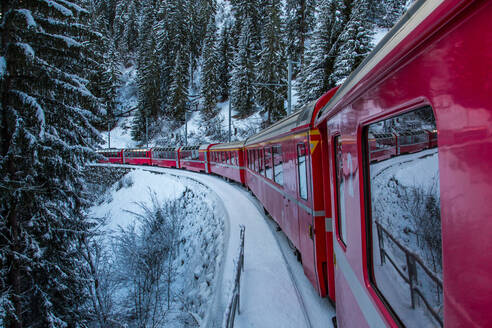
left=315, top=1, right=492, bottom=326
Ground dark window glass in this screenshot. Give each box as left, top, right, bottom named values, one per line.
left=334, top=136, right=347, bottom=244
left=273, top=145, right=283, bottom=185
left=297, top=144, right=308, bottom=200
left=366, top=107, right=442, bottom=327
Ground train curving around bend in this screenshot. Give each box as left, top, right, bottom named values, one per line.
left=97, top=1, right=492, bottom=326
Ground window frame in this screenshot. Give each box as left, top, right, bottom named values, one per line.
left=362, top=105, right=442, bottom=328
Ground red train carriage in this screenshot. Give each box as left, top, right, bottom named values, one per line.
left=368, top=133, right=397, bottom=163
left=396, top=130, right=429, bottom=154
left=209, top=141, right=246, bottom=185
left=179, top=144, right=215, bottom=173
left=151, top=147, right=179, bottom=168
left=315, top=0, right=492, bottom=327
left=244, top=88, right=338, bottom=300
left=122, top=148, right=151, bottom=166
left=96, top=148, right=123, bottom=164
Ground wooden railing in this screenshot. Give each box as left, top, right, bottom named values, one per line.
left=223, top=225, right=245, bottom=328
left=375, top=221, right=443, bottom=327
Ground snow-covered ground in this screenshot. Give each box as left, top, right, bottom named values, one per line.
left=88, top=169, right=226, bottom=326
left=92, top=163, right=336, bottom=328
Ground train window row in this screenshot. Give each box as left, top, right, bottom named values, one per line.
left=248, top=145, right=283, bottom=186
left=211, top=151, right=238, bottom=166
left=181, top=150, right=199, bottom=160
left=362, top=106, right=442, bottom=326
left=99, top=151, right=119, bottom=157
left=153, top=150, right=176, bottom=159
left=124, top=150, right=147, bottom=158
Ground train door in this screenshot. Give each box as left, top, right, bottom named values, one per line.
left=296, top=140, right=318, bottom=289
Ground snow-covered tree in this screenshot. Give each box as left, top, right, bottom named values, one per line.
left=131, top=0, right=161, bottom=143
left=200, top=16, right=220, bottom=120
left=283, top=0, right=316, bottom=66
left=216, top=21, right=233, bottom=101
left=230, top=18, right=256, bottom=118
left=256, top=0, right=287, bottom=125
left=167, top=50, right=189, bottom=126
left=296, top=0, right=348, bottom=105
left=331, top=0, right=374, bottom=84
left=0, top=1, right=102, bottom=326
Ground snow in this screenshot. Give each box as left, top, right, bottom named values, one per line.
left=90, top=169, right=186, bottom=232
left=372, top=27, right=391, bottom=47
left=0, top=57, right=6, bottom=79
left=55, top=35, right=80, bottom=48
left=17, top=42, right=35, bottom=58
left=100, top=116, right=136, bottom=148
left=93, top=163, right=336, bottom=327
left=17, top=9, right=36, bottom=28
left=41, top=0, right=73, bottom=17
left=88, top=168, right=226, bottom=326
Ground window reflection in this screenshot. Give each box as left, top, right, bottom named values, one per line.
left=367, top=106, right=442, bottom=327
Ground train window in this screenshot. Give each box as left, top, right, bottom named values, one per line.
left=265, top=147, right=273, bottom=180
left=273, top=145, right=283, bottom=185
left=254, top=149, right=258, bottom=172
left=259, top=149, right=265, bottom=176
left=365, top=106, right=442, bottom=327
left=297, top=144, right=308, bottom=200
left=334, top=136, right=347, bottom=245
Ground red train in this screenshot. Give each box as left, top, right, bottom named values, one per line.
left=97, top=1, right=492, bottom=326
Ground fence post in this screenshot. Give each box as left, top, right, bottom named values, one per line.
left=377, top=223, right=385, bottom=264
left=406, top=253, right=416, bottom=309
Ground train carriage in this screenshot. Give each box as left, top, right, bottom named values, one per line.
left=244, top=86, right=338, bottom=300
left=122, top=148, right=151, bottom=166
left=396, top=130, right=430, bottom=154
left=368, top=133, right=397, bottom=163
left=209, top=141, right=246, bottom=185
left=315, top=0, right=492, bottom=327
left=96, top=148, right=123, bottom=164
left=151, top=147, right=179, bottom=168
left=179, top=144, right=215, bottom=173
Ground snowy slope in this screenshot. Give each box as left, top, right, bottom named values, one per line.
left=92, top=164, right=336, bottom=328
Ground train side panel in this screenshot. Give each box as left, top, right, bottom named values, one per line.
left=316, top=1, right=492, bottom=326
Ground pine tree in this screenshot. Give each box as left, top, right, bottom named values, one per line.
left=230, top=18, right=256, bottom=118
left=256, top=0, right=287, bottom=125
left=382, top=0, right=407, bottom=28
left=167, top=50, right=189, bottom=127
left=114, top=0, right=140, bottom=56
left=0, top=1, right=101, bottom=326
left=216, top=21, right=233, bottom=101
left=284, top=0, right=316, bottom=65
left=200, top=16, right=220, bottom=120
left=296, top=0, right=348, bottom=105
left=331, top=0, right=374, bottom=84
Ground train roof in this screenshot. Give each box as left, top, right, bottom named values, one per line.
left=180, top=145, right=200, bottom=151
left=210, top=141, right=245, bottom=150
left=123, top=148, right=151, bottom=152
left=245, top=100, right=317, bottom=146
left=315, top=0, right=445, bottom=124
left=152, top=146, right=178, bottom=151
left=96, top=148, right=121, bottom=152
